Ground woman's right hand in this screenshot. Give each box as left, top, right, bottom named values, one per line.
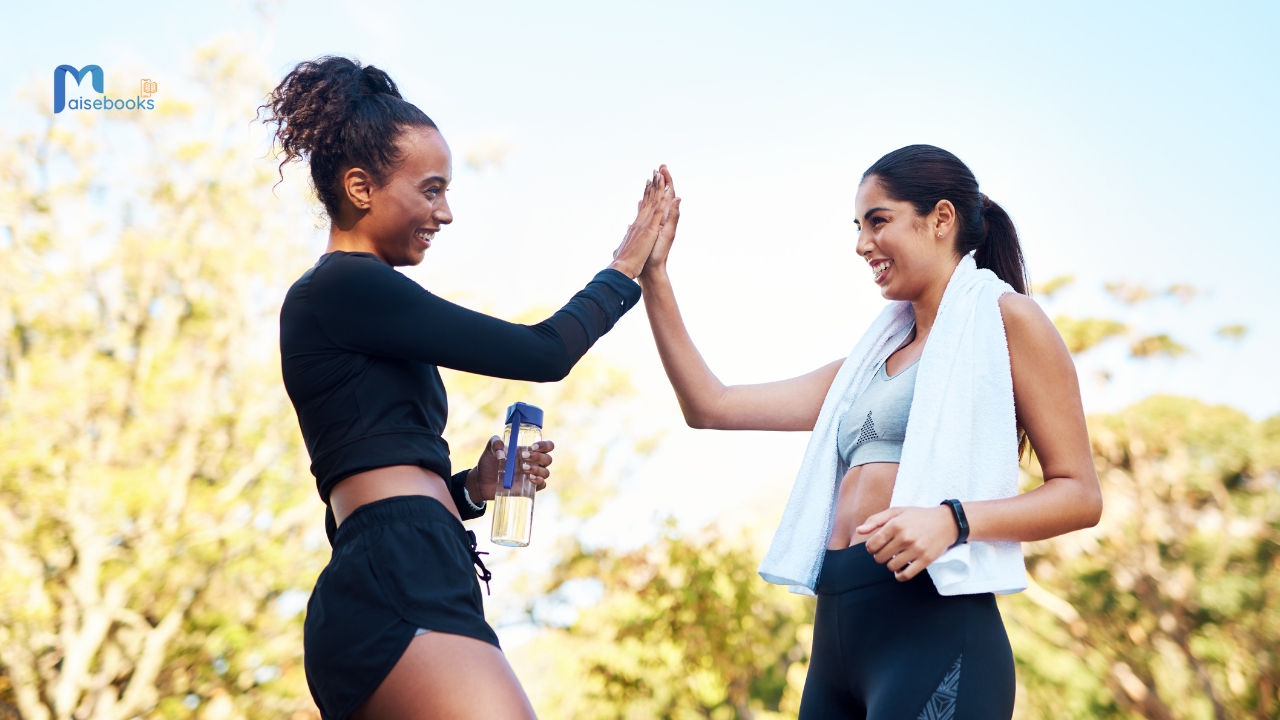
left=609, top=169, right=674, bottom=279
left=642, top=165, right=681, bottom=279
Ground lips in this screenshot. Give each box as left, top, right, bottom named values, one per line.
left=414, top=229, right=434, bottom=249
left=870, top=259, right=893, bottom=284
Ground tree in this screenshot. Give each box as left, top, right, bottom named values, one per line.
left=1004, top=397, right=1280, bottom=719
left=530, top=527, right=813, bottom=720
left=0, top=43, right=327, bottom=720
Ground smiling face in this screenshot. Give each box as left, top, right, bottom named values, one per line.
left=353, top=126, right=454, bottom=267
left=854, top=176, right=960, bottom=302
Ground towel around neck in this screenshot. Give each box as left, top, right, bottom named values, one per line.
left=757, top=254, right=1028, bottom=597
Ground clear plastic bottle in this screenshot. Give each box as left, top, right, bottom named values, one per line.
left=490, top=402, right=543, bottom=547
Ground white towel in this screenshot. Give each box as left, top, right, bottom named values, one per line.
left=758, top=254, right=1028, bottom=597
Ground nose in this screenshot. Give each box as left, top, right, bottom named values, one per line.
left=435, top=194, right=453, bottom=226
left=854, top=226, right=873, bottom=258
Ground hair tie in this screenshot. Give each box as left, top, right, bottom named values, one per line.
left=979, top=193, right=993, bottom=212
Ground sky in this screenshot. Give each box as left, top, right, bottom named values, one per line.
left=4, top=0, right=1278, bottom=592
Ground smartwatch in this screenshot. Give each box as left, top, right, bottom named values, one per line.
left=940, top=499, right=969, bottom=548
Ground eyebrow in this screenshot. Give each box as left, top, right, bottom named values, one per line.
left=861, top=206, right=891, bottom=221
left=419, top=175, right=449, bottom=187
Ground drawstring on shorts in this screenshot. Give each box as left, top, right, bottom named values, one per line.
left=466, top=529, right=492, bottom=595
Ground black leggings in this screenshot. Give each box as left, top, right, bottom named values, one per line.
left=798, top=544, right=1015, bottom=720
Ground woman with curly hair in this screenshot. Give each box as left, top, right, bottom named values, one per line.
left=262, top=56, right=671, bottom=720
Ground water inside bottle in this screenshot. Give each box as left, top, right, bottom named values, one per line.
left=491, top=495, right=534, bottom=547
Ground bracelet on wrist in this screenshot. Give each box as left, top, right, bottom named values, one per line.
left=463, top=486, right=486, bottom=513
left=940, top=499, right=969, bottom=548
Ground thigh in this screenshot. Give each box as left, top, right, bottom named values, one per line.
left=352, top=631, right=536, bottom=720
left=863, top=594, right=1013, bottom=720
left=798, top=594, right=865, bottom=720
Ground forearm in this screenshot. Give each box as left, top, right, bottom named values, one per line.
left=964, top=474, right=1102, bottom=544
left=638, top=267, right=729, bottom=428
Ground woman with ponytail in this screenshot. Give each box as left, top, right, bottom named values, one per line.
left=262, top=57, right=671, bottom=719
left=642, top=146, right=1101, bottom=719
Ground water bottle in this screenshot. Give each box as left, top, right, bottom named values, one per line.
left=490, top=402, right=543, bottom=547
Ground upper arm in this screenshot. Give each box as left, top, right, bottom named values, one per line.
left=700, top=359, right=844, bottom=431
left=999, top=293, right=1097, bottom=487
left=312, top=258, right=572, bottom=380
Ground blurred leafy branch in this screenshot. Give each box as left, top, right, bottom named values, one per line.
left=1034, top=275, right=1220, bottom=361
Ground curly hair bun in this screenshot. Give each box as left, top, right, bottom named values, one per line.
left=260, top=56, right=436, bottom=218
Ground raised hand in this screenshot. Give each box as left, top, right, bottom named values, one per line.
left=642, top=164, right=681, bottom=278
left=609, top=169, right=675, bottom=279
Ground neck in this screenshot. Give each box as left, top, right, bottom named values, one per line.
left=909, top=257, right=961, bottom=339
left=326, top=224, right=383, bottom=262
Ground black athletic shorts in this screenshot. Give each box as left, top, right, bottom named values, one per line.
left=798, top=544, right=1015, bottom=720
left=304, top=496, right=499, bottom=720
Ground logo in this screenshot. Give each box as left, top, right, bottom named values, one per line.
left=53, top=65, right=156, bottom=114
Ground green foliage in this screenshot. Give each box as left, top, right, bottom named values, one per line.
left=0, top=42, right=326, bottom=720
left=533, top=529, right=813, bottom=720
left=1005, top=396, right=1280, bottom=719
left=1053, top=316, right=1129, bottom=354
left=1032, top=274, right=1075, bottom=298
left=1129, top=334, right=1190, bottom=359
left=1214, top=325, right=1248, bottom=342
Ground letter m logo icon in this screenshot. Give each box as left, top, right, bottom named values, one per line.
left=53, top=65, right=104, bottom=114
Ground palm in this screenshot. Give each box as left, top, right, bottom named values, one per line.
left=644, top=166, right=680, bottom=275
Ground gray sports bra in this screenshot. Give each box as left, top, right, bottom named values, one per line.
left=836, top=357, right=919, bottom=467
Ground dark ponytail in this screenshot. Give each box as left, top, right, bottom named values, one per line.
left=862, top=145, right=1029, bottom=295
left=259, top=56, right=437, bottom=219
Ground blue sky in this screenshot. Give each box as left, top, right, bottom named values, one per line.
left=4, top=1, right=1278, bottom=543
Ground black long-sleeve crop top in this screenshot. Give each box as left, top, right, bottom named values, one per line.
left=280, top=251, right=641, bottom=521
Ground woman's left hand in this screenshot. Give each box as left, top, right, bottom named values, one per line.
left=468, top=437, right=556, bottom=501
left=857, top=506, right=960, bottom=581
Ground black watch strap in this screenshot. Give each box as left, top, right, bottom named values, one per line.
left=940, top=499, right=969, bottom=548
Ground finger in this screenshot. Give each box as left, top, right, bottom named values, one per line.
left=531, top=474, right=548, bottom=491
left=531, top=440, right=555, bottom=453
left=488, top=435, right=506, bottom=459
left=522, top=461, right=549, bottom=480
left=886, top=547, right=917, bottom=574
left=856, top=507, right=901, bottom=535
left=662, top=196, right=681, bottom=227
left=521, top=450, right=553, bottom=468
left=659, top=164, right=674, bottom=192
left=871, top=529, right=910, bottom=565
left=895, top=555, right=928, bottom=581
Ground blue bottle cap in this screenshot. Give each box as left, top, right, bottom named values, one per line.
left=504, top=402, right=544, bottom=428
left=502, top=402, right=543, bottom=489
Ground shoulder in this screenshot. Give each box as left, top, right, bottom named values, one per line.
left=310, top=251, right=412, bottom=293
left=998, top=292, right=1068, bottom=355
left=313, top=251, right=392, bottom=278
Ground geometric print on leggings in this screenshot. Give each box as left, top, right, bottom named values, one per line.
left=916, top=654, right=962, bottom=720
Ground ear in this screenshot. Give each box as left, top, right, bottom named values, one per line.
left=342, top=167, right=374, bottom=211
left=932, top=199, right=957, bottom=241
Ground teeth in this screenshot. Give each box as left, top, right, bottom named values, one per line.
left=872, top=261, right=891, bottom=279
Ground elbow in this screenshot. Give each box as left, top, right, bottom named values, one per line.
left=684, top=411, right=711, bottom=430
left=680, top=402, right=717, bottom=430
left=529, top=359, right=573, bottom=383
left=1080, top=487, right=1104, bottom=530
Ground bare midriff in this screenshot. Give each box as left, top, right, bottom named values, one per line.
left=827, top=462, right=899, bottom=550
left=329, top=465, right=462, bottom=527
